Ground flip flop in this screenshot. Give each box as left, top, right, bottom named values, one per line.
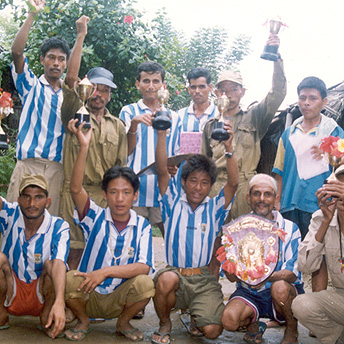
left=151, top=331, right=171, bottom=344
left=180, top=313, right=204, bottom=337
left=0, top=325, right=9, bottom=330
left=116, top=328, right=144, bottom=342
left=37, top=324, right=65, bottom=338
left=243, top=322, right=267, bottom=344
left=65, top=328, right=91, bottom=341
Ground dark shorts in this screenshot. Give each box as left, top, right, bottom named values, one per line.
left=229, top=283, right=304, bottom=323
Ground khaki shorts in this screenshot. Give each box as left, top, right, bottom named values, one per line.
left=133, top=206, right=162, bottom=225
left=6, top=158, right=63, bottom=216
left=154, top=266, right=224, bottom=328
left=65, top=270, right=155, bottom=319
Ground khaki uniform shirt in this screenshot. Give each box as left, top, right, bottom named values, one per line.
left=60, top=80, right=127, bottom=248
left=298, top=209, right=344, bottom=290
left=201, top=59, right=286, bottom=220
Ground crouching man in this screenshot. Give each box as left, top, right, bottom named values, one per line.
left=0, top=174, right=70, bottom=338
left=221, top=174, right=304, bottom=344
left=152, top=121, right=238, bottom=343
left=64, top=119, right=154, bottom=341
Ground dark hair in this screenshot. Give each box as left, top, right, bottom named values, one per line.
left=181, top=154, right=218, bottom=185
left=40, top=37, right=70, bottom=60
left=297, top=76, right=327, bottom=99
left=102, top=166, right=140, bottom=193
left=187, top=67, right=211, bottom=84
left=136, top=61, right=165, bottom=82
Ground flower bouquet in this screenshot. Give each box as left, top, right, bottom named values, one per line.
left=0, top=89, right=14, bottom=150
left=320, top=136, right=344, bottom=182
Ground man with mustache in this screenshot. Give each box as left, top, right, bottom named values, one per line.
left=60, top=15, right=127, bottom=269
left=7, top=0, right=70, bottom=217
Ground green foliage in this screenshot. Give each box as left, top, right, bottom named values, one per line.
left=0, top=142, right=16, bottom=198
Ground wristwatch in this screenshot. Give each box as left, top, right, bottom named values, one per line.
left=224, top=148, right=234, bottom=159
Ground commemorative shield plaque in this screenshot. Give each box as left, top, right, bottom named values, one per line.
left=217, top=214, right=286, bottom=286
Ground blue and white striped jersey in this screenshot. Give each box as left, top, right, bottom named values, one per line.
left=119, top=100, right=181, bottom=207
left=75, top=201, right=154, bottom=294
left=159, top=178, right=231, bottom=268
left=11, top=58, right=65, bottom=163
left=177, top=102, right=218, bottom=133
left=0, top=198, right=70, bottom=283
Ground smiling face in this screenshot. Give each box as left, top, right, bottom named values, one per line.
left=247, top=183, right=276, bottom=220
left=188, top=77, right=212, bottom=105
left=136, top=71, right=163, bottom=103
left=40, top=48, right=67, bottom=82
left=18, top=186, right=50, bottom=220
left=103, top=177, right=138, bottom=222
left=182, top=170, right=212, bottom=210
left=298, top=88, right=327, bottom=123
left=215, top=80, right=245, bottom=113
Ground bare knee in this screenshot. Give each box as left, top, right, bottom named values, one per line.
left=155, top=271, right=179, bottom=295
left=0, top=253, right=9, bottom=267
left=271, top=280, right=294, bottom=303
left=221, top=304, right=240, bottom=331
left=203, top=324, right=223, bottom=339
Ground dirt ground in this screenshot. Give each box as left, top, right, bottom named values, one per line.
left=0, top=237, right=320, bottom=344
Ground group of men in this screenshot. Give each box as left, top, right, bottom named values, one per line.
left=1, top=1, right=344, bottom=344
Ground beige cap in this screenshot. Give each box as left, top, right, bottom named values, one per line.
left=216, top=70, right=243, bottom=87
left=248, top=174, right=278, bottom=194
left=335, top=164, right=344, bottom=178
left=19, top=174, right=49, bottom=195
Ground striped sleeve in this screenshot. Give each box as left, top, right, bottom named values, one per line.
left=50, top=218, right=70, bottom=265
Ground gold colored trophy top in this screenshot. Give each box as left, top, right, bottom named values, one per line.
left=217, top=94, right=230, bottom=119
left=268, top=16, right=282, bottom=34
left=74, top=77, right=97, bottom=103
left=157, top=88, right=170, bottom=106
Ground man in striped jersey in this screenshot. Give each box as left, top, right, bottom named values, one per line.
left=152, top=121, right=238, bottom=343
left=221, top=174, right=303, bottom=344
left=64, top=120, right=154, bottom=341
left=119, top=61, right=181, bottom=237
left=177, top=67, right=217, bottom=133
left=0, top=174, right=70, bottom=338
left=7, top=0, right=70, bottom=216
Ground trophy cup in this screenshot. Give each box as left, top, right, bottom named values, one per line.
left=152, top=88, right=171, bottom=130
left=260, top=17, right=283, bottom=61
left=324, top=154, right=343, bottom=184
left=0, top=91, right=14, bottom=151
left=74, top=77, right=97, bottom=129
left=211, top=94, right=230, bottom=141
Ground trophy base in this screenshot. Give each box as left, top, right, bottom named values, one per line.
left=260, top=45, right=279, bottom=61
left=211, top=122, right=230, bottom=141
left=74, top=113, right=91, bottom=129
left=152, top=110, right=171, bottom=130
left=0, top=134, right=8, bottom=151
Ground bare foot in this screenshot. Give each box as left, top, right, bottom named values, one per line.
left=152, top=323, right=171, bottom=344
left=281, top=327, right=298, bottom=344
left=243, top=322, right=262, bottom=344
left=116, top=325, right=143, bottom=341
left=65, top=321, right=90, bottom=341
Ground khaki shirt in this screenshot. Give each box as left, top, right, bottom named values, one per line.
left=60, top=80, right=127, bottom=248
left=298, top=209, right=344, bottom=290
left=201, top=59, right=286, bottom=219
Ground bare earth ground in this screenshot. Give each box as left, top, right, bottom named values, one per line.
left=0, top=237, right=319, bottom=344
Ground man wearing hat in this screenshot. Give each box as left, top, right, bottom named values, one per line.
left=221, top=174, right=303, bottom=344
left=7, top=0, right=71, bottom=217
left=60, top=15, right=127, bottom=269
left=292, top=165, right=344, bottom=344
left=0, top=174, right=70, bottom=338
left=201, top=34, right=286, bottom=221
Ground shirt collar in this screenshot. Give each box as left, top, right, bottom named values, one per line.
left=18, top=209, right=52, bottom=236
left=38, top=74, right=63, bottom=92
left=105, top=208, right=137, bottom=228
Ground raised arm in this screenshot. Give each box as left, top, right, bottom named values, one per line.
left=69, top=119, right=92, bottom=218
left=11, top=0, right=45, bottom=74
left=155, top=130, right=170, bottom=196
left=222, top=121, right=239, bottom=209
left=65, top=15, right=89, bottom=89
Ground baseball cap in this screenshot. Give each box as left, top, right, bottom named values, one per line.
left=19, top=174, right=49, bottom=195
left=87, top=67, right=117, bottom=89
left=216, top=70, right=243, bottom=87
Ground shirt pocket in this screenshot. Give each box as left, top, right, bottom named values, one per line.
left=103, top=133, right=119, bottom=165
left=237, top=124, right=257, bottom=148
left=209, top=139, right=224, bottom=160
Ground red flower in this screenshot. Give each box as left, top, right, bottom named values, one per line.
left=124, top=15, right=134, bottom=24
left=223, top=260, right=237, bottom=274
left=320, top=136, right=340, bottom=154
left=0, top=91, right=13, bottom=108
left=175, top=90, right=179, bottom=95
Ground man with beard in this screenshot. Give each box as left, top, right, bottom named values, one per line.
left=221, top=174, right=303, bottom=344
left=60, top=15, right=127, bottom=269
left=7, top=0, right=70, bottom=216
left=0, top=174, right=69, bottom=338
